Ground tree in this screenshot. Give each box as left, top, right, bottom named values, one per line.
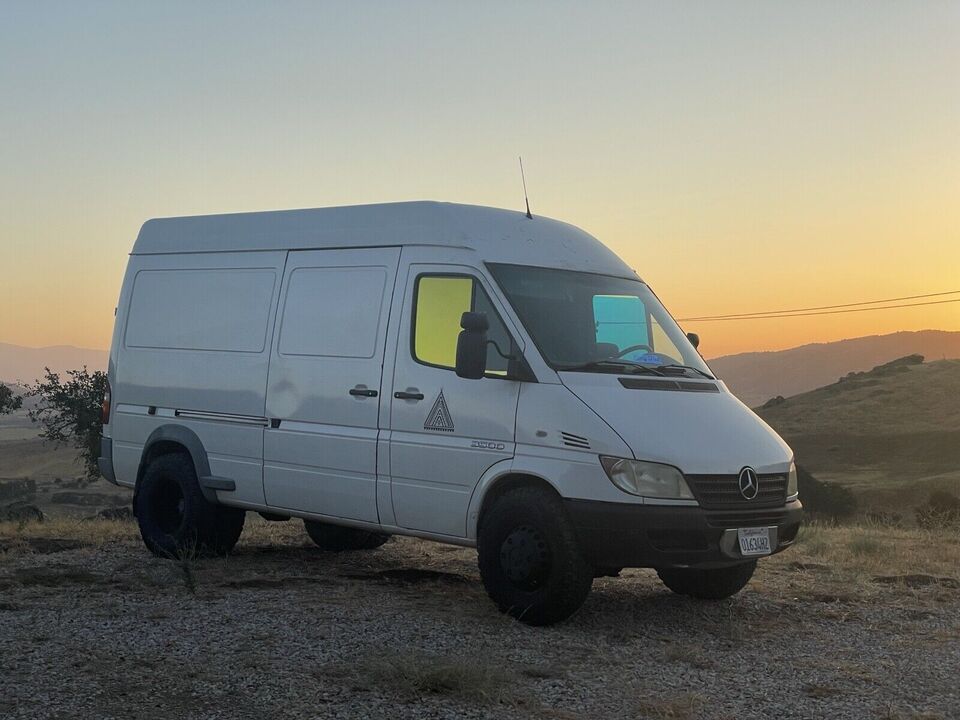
left=0, top=383, right=22, bottom=415
left=26, top=367, right=107, bottom=480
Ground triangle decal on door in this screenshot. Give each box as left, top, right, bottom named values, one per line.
left=423, top=389, right=455, bottom=432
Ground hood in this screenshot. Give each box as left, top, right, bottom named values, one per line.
left=559, top=372, right=793, bottom=475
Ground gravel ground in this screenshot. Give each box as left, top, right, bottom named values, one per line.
left=1, top=520, right=957, bottom=720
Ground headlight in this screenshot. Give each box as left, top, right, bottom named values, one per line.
left=787, top=461, right=799, bottom=499
left=600, top=457, right=694, bottom=500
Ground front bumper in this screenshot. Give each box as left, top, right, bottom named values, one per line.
left=565, top=498, right=803, bottom=569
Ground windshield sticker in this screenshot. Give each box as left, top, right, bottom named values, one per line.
left=634, top=352, right=668, bottom=366
left=424, top=390, right=455, bottom=432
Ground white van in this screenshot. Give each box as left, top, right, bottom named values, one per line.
left=99, top=201, right=801, bottom=625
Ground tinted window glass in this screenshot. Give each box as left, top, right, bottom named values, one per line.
left=488, top=264, right=709, bottom=374
left=413, top=275, right=511, bottom=374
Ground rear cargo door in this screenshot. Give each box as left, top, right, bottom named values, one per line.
left=263, top=248, right=400, bottom=522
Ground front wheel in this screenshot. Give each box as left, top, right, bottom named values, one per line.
left=477, top=486, right=593, bottom=626
left=657, top=561, right=757, bottom=600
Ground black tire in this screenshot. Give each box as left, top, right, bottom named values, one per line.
left=134, top=453, right=245, bottom=558
left=303, top=520, right=389, bottom=551
left=657, top=561, right=757, bottom=600
left=477, top=486, right=593, bottom=626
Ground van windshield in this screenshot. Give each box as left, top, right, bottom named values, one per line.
left=487, top=264, right=711, bottom=377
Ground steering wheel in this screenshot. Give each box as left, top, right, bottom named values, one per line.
left=611, top=344, right=652, bottom=359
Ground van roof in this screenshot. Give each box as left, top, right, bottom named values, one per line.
left=132, top=201, right=637, bottom=278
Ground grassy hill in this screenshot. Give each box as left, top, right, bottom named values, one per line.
left=756, top=357, right=960, bottom=517
left=710, top=329, right=960, bottom=407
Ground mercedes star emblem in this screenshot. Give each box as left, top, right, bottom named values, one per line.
left=738, top=467, right=760, bottom=500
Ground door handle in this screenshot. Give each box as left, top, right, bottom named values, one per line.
left=349, top=387, right=379, bottom=398
left=394, top=390, right=424, bottom=401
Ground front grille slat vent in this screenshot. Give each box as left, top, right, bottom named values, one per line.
left=686, top=474, right=788, bottom=510
left=560, top=431, right=591, bottom=450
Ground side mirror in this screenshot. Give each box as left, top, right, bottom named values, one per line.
left=455, top=312, right=489, bottom=380
left=686, top=332, right=700, bottom=350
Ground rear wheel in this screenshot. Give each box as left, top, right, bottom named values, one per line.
left=303, top=520, right=389, bottom=551
left=657, top=561, right=756, bottom=600
left=135, top=453, right=245, bottom=558
left=477, top=486, right=593, bottom=626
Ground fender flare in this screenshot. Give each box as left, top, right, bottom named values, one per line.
left=135, top=424, right=216, bottom=504
left=465, top=458, right=562, bottom=541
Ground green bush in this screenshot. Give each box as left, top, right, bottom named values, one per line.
left=25, top=367, right=106, bottom=480
left=796, top=465, right=857, bottom=520
left=0, top=384, right=22, bottom=415
left=916, top=491, right=960, bottom=528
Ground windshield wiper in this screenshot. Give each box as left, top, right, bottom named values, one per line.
left=656, top=364, right=715, bottom=380
left=558, top=359, right=667, bottom=376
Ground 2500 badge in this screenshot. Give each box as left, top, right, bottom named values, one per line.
left=470, top=440, right=506, bottom=451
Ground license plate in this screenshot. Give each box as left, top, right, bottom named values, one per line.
left=737, top=527, right=772, bottom=557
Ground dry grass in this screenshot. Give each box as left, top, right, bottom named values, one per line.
left=763, top=520, right=960, bottom=606
left=0, top=517, right=137, bottom=549
left=663, top=642, right=713, bottom=669
left=630, top=693, right=702, bottom=720
left=328, top=650, right=527, bottom=707
left=781, top=521, right=960, bottom=579
left=877, top=708, right=947, bottom=720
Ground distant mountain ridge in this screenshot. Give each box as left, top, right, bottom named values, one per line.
left=0, top=343, right=107, bottom=384
left=708, top=330, right=960, bottom=407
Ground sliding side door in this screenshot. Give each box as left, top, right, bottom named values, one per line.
left=264, top=248, right=400, bottom=522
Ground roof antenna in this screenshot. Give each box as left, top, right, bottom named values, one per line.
left=519, top=156, right=533, bottom=219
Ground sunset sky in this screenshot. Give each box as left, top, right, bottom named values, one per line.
left=1, top=2, right=957, bottom=359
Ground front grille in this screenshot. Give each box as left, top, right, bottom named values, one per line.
left=705, top=510, right=788, bottom=529
left=686, top=473, right=787, bottom=509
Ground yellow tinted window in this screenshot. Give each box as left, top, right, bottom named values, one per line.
left=414, top=276, right=473, bottom=367
left=651, top=318, right=682, bottom=361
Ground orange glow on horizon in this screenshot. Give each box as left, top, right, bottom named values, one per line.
left=1, top=4, right=957, bottom=358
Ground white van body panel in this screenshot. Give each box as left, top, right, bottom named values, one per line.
left=110, top=251, right=285, bottom=507
left=559, top=372, right=793, bottom=475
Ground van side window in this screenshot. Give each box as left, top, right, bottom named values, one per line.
left=413, top=275, right=512, bottom=375
left=125, top=269, right=276, bottom=353
left=279, top=266, right=388, bottom=358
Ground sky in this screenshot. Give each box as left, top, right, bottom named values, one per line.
left=1, top=1, right=957, bottom=359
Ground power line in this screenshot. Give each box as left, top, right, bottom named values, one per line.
left=678, top=289, right=960, bottom=322
left=681, top=297, right=960, bottom=322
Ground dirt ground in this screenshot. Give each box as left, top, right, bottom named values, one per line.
left=1, top=517, right=957, bottom=720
